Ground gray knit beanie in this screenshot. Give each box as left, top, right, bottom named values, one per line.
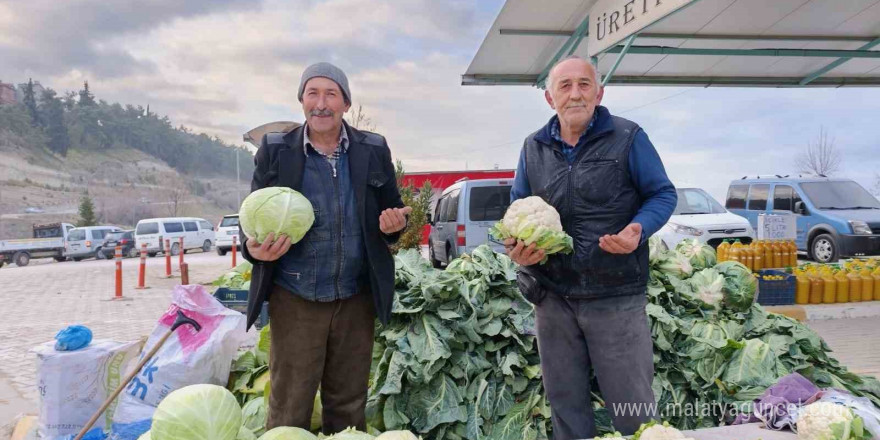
left=297, top=62, right=351, bottom=105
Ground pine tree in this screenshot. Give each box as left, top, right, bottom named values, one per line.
left=78, top=81, right=96, bottom=106
left=77, top=193, right=97, bottom=226
left=40, top=89, right=70, bottom=156
left=22, top=78, right=40, bottom=126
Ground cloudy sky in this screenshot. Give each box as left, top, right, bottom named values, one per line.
left=1, top=0, right=878, bottom=201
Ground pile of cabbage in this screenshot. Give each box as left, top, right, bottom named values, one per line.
left=489, top=196, right=573, bottom=262
left=213, top=261, right=253, bottom=290
left=223, top=240, right=880, bottom=438
left=634, top=237, right=880, bottom=433
left=135, top=384, right=421, bottom=440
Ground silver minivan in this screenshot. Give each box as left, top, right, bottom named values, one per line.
left=65, top=226, right=122, bottom=261
left=428, top=178, right=512, bottom=267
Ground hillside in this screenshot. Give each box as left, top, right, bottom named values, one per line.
left=0, top=140, right=250, bottom=240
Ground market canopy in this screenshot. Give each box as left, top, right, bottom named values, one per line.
left=464, top=0, right=880, bottom=88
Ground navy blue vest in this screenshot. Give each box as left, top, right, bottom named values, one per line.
left=275, top=148, right=365, bottom=301
left=524, top=107, right=649, bottom=298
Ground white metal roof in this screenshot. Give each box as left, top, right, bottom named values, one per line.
left=464, top=0, right=880, bottom=87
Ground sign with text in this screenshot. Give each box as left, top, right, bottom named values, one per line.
left=758, top=214, right=797, bottom=240
left=588, top=0, right=696, bottom=57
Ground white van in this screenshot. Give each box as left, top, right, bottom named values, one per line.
left=428, top=178, right=512, bottom=267
left=656, top=187, right=755, bottom=250
left=135, top=217, right=215, bottom=257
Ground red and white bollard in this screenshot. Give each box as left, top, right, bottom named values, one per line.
left=165, top=238, right=173, bottom=278
left=114, top=245, right=123, bottom=299
left=178, top=237, right=184, bottom=270
left=231, top=235, right=237, bottom=268
left=135, top=243, right=148, bottom=290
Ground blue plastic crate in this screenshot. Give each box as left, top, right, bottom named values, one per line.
left=756, top=269, right=796, bottom=306
left=214, top=287, right=268, bottom=328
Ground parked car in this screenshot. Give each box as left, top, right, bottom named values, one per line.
left=65, top=226, right=123, bottom=261
left=134, top=217, right=215, bottom=257
left=100, top=230, right=138, bottom=259
left=214, top=214, right=240, bottom=256
left=428, top=178, right=512, bottom=268
left=656, top=187, right=755, bottom=250
left=0, top=222, right=74, bottom=267
left=726, top=176, right=880, bottom=263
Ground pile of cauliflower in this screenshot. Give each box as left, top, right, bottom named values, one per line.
left=592, top=421, right=695, bottom=440
left=489, top=196, right=573, bottom=263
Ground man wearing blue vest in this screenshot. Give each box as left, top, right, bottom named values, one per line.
left=241, top=62, right=410, bottom=434
left=506, top=56, right=677, bottom=439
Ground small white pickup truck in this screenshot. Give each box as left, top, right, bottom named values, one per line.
left=0, top=222, right=75, bottom=267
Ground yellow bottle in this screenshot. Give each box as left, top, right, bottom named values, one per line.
left=809, top=273, right=824, bottom=304
left=847, top=270, right=862, bottom=302
left=835, top=270, right=850, bottom=303
left=753, top=243, right=764, bottom=271
left=780, top=242, right=791, bottom=268
left=743, top=245, right=754, bottom=271
left=861, top=268, right=874, bottom=301
left=764, top=240, right=775, bottom=268
left=772, top=240, right=784, bottom=269
left=873, top=267, right=880, bottom=300
left=795, top=269, right=810, bottom=304
left=717, top=240, right=729, bottom=262
left=729, top=240, right=742, bottom=264
left=789, top=240, right=799, bottom=267
left=821, top=270, right=836, bottom=303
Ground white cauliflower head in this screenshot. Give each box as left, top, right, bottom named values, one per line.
left=633, top=421, right=696, bottom=440
left=797, top=401, right=866, bottom=440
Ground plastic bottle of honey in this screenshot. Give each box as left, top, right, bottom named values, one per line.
left=821, top=270, right=836, bottom=303
left=729, top=240, right=742, bottom=264
left=861, top=268, right=874, bottom=301
left=834, top=269, right=850, bottom=303
left=794, top=269, right=810, bottom=304
left=717, top=240, right=729, bottom=262
left=743, top=245, right=754, bottom=271
left=808, top=272, right=824, bottom=304
left=764, top=240, right=774, bottom=268
left=753, top=243, right=764, bottom=271
left=873, top=267, right=880, bottom=300
left=847, top=269, right=863, bottom=302
left=788, top=240, right=798, bottom=267
left=780, top=242, right=791, bottom=268
left=772, top=240, right=784, bottom=269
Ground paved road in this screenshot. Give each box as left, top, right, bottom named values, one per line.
left=0, top=251, right=238, bottom=428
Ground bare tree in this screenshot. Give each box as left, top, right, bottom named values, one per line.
left=796, top=127, right=841, bottom=176
left=167, top=188, right=185, bottom=217
left=346, top=104, right=377, bottom=131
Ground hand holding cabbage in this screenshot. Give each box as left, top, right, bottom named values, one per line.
left=239, top=187, right=315, bottom=262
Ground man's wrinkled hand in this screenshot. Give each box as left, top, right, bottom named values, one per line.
left=599, top=223, right=642, bottom=254
left=380, top=206, right=412, bottom=234
left=505, top=238, right=545, bottom=266
left=246, top=232, right=292, bottom=262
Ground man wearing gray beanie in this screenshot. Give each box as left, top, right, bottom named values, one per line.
left=241, top=61, right=411, bottom=434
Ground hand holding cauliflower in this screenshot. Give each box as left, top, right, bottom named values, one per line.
left=489, top=196, right=573, bottom=265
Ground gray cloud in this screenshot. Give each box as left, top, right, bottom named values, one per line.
left=0, top=0, right=255, bottom=79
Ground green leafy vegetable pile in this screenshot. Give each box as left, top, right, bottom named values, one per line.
left=366, top=246, right=549, bottom=440
left=213, top=261, right=254, bottom=290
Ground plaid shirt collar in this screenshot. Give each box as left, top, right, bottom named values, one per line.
left=550, top=112, right=597, bottom=149
left=303, top=123, right=349, bottom=158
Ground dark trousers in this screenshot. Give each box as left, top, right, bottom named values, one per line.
left=266, top=284, right=375, bottom=434
left=535, top=292, right=657, bottom=439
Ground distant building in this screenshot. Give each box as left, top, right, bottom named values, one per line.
left=0, top=81, right=16, bottom=105
left=15, top=80, right=45, bottom=103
